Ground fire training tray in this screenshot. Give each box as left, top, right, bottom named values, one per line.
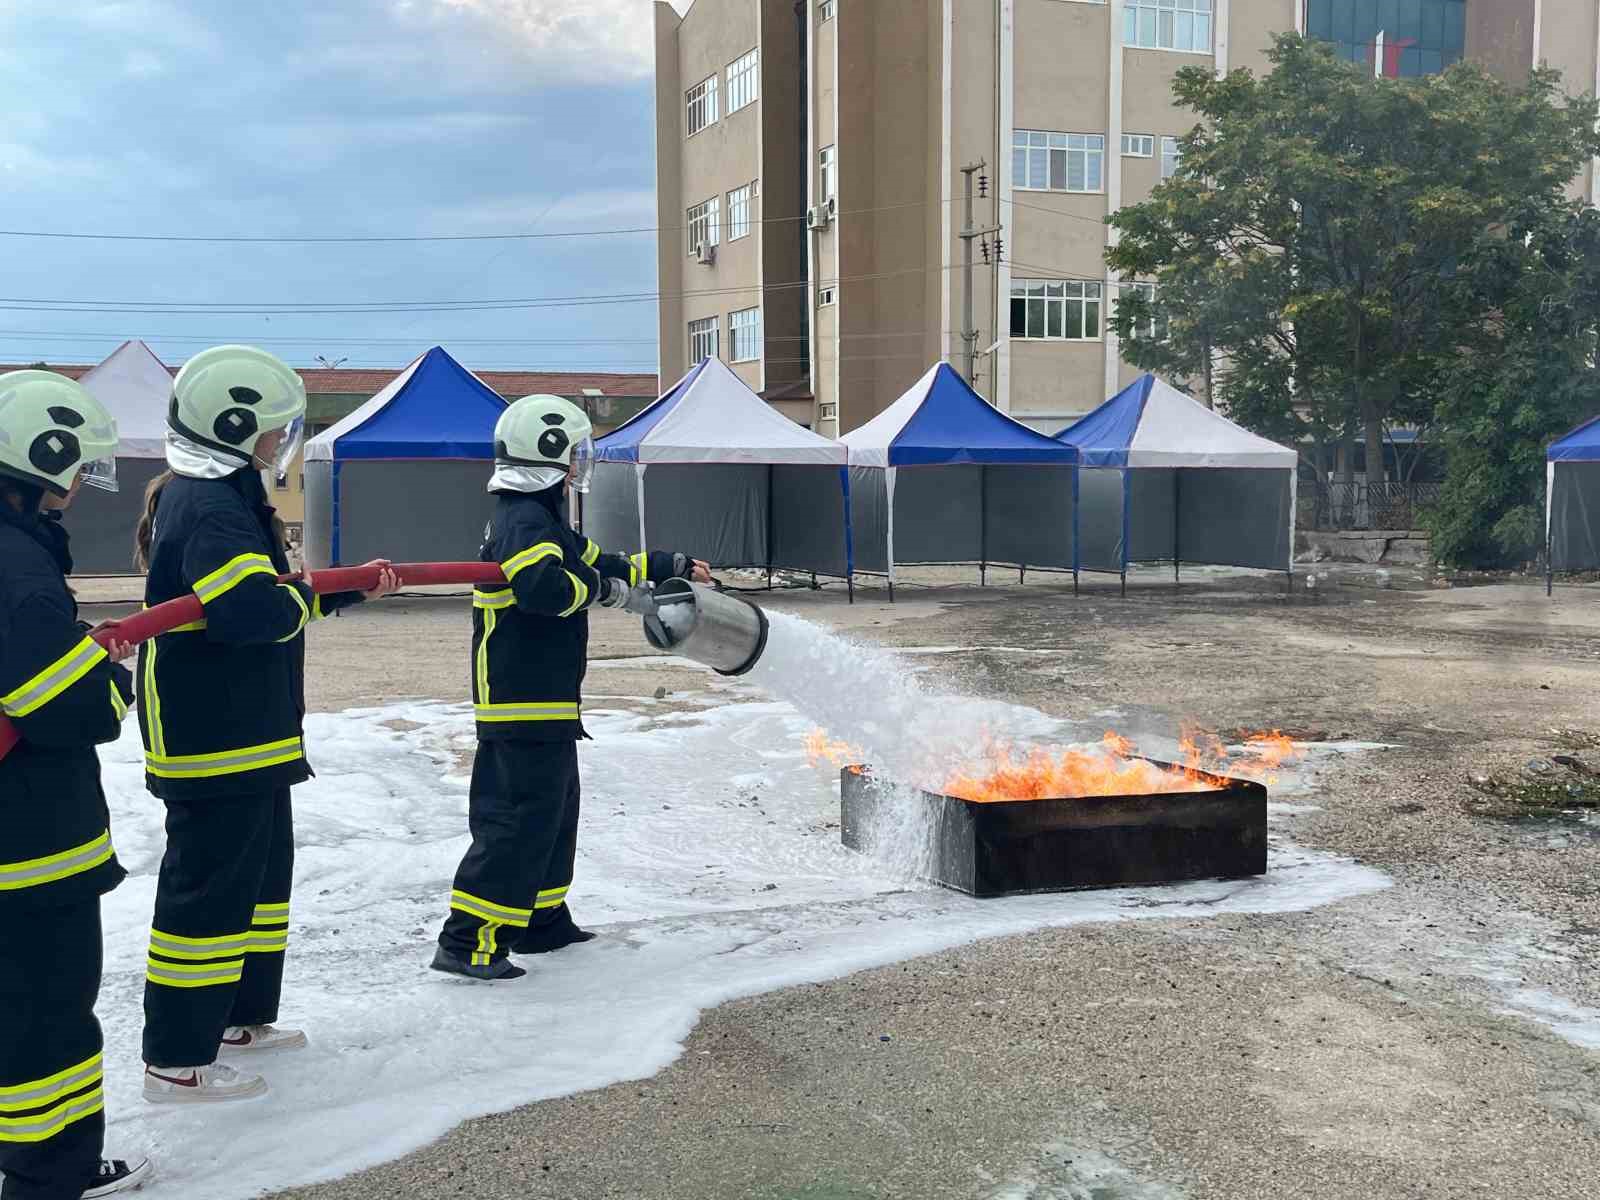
left=839, top=761, right=1267, bottom=898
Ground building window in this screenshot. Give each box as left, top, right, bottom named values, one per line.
left=727, top=183, right=754, bottom=241
left=727, top=49, right=758, bottom=114
left=1124, top=0, right=1212, bottom=53
left=686, top=74, right=718, bottom=136
left=819, top=145, right=836, bottom=203
left=687, top=196, right=720, bottom=254
left=1160, top=136, right=1180, bottom=179
left=1305, top=0, right=1464, bottom=77
left=1010, top=279, right=1102, bottom=341
left=818, top=286, right=836, bottom=306
left=1121, top=281, right=1168, bottom=341
left=730, top=307, right=762, bottom=362
left=689, top=317, right=719, bottom=363
left=819, top=0, right=835, bottom=21
left=1013, top=130, right=1104, bottom=193
left=1121, top=134, right=1154, bottom=158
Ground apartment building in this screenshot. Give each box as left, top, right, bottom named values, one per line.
left=655, top=1, right=1600, bottom=436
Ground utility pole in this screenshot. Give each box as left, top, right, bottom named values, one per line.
left=958, top=160, right=1002, bottom=388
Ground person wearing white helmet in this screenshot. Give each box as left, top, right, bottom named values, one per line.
left=432, top=394, right=709, bottom=980
left=0, top=371, right=153, bottom=1196
left=131, top=347, right=398, bottom=1104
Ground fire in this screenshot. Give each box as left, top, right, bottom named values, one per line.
left=802, top=725, right=1302, bottom=801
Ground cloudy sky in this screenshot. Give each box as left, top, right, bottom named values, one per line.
left=0, top=0, right=684, bottom=375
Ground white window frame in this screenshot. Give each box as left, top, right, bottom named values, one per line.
left=727, top=183, right=754, bottom=241
left=818, top=286, right=837, bottom=306
left=819, top=145, right=836, bottom=203
left=726, top=49, right=758, bottom=114
left=1120, top=281, right=1166, bottom=341
left=1012, top=130, right=1104, bottom=194
left=1121, top=133, right=1154, bottom=158
left=688, top=316, right=719, bottom=363
left=1160, top=135, right=1181, bottom=179
left=729, top=306, right=762, bottom=362
left=1123, top=0, right=1213, bottom=55
left=686, top=74, right=719, bottom=136
left=819, top=0, right=835, bottom=22
left=687, top=196, right=720, bottom=255
left=1009, top=279, right=1103, bottom=341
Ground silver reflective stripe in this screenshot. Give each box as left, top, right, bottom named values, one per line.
left=0, top=1059, right=100, bottom=1112
left=148, top=740, right=303, bottom=777
left=0, top=1090, right=103, bottom=1139
left=146, top=961, right=241, bottom=985
left=0, top=637, right=104, bottom=718
left=148, top=931, right=253, bottom=959
left=0, top=832, right=113, bottom=892
left=473, top=704, right=579, bottom=721
left=193, top=553, right=275, bottom=603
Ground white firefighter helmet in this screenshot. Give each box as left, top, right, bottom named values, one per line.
left=0, top=370, right=120, bottom=497
left=169, top=345, right=306, bottom=477
left=494, top=394, right=595, bottom=493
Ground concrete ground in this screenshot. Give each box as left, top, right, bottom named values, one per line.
left=79, top=566, right=1600, bottom=1198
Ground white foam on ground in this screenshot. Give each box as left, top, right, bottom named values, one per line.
left=1497, top=990, right=1600, bottom=1050
left=84, top=691, right=1388, bottom=1200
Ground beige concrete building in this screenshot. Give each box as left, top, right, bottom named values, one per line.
left=656, top=0, right=1600, bottom=436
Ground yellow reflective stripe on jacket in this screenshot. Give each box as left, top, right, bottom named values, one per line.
left=142, top=637, right=165, bottom=757
left=144, top=604, right=207, bottom=634
left=145, top=736, right=304, bottom=780
left=450, top=889, right=533, bottom=927
left=148, top=927, right=253, bottom=961
left=109, top=680, right=128, bottom=723
left=0, top=1052, right=102, bottom=1115
left=534, top=885, right=569, bottom=910
left=145, top=956, right=244, bottom=989
left=502, top=542, right=563, bottom=581
left=0, top=635, right=106, bottom=718
left=581, top=538, right=601, bottom=566
left=627, top=552, right=649, bottom=587
left=276, top=584, right=310, bottom=643
left=193, top=552, right=276, bottom=605
left=0, top=831, right=114, bottom=893
left=472, top=588, right=515, bottom=610
left=312, top=593, right=326, bottom=621
left=473, top=701, right=580, bottom=724
left=557, top=571, right=589, bottom=618
left=475, top=606, right=499, bottom=706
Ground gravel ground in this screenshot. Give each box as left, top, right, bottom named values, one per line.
left=77, top=565, right=1600, bottom=1198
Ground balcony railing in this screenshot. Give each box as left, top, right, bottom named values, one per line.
left=1296, top=481, right=1442, bottom=531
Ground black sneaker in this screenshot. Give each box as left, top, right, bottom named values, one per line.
left=429, top=946, right=527, bottom=981
left=84, top=1157, right=153, bottom=1197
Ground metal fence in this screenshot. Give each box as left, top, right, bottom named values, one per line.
left=1296, top=481, right=1442, bottom=531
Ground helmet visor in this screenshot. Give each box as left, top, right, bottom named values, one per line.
left=79, top=456, right=119, bottom=493
left=268, top=416, right=305, bottom=485
left=569, top=434, right=595, bottom=494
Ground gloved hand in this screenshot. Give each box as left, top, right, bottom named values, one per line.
left=600, top=577, right=658, bottom=616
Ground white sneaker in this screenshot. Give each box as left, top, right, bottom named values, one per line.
left=219, top=1024, right=308, bottom=1054
left=83, top=1156, right=153, bottom=1196
left=142, top=1062, right=267, bottom=1104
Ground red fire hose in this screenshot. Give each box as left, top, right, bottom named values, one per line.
left=0, top=562, right=506, bottom=763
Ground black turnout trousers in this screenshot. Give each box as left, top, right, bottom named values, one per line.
left=142, top=788, right=294, bottom=1068
left=439, top=741, right=580, bottom=967
left=0, top=899, right=104, bottom=1200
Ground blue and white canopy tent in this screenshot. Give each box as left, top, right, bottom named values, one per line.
left=1545, top=415, right=1600, bottom=592
left=585, top=357, right=852, bottom=592
left=840, top=362, right=1077, bottom=599
left=1056, top=373, right=1298, bottom=594
left=302, top=347, right=508, bottom=568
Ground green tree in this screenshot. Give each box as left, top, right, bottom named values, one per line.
left=1106, top=34, right=1600, bottom=503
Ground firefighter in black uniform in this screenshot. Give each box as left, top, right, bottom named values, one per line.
left=134, top=346, right=397, bottom=1103
left=432, top=394, right=708, bottom=981
left=0, top=371, right=152, bottom=1198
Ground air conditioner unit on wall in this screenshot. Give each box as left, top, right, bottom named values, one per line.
left=806, top=205, right=831, bottom=231
left=695, top=241, right=716, bottom=265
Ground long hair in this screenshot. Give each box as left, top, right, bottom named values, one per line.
left=132, top=470, right=173, bottom=572
left=132, top=469, right=291, bottom=572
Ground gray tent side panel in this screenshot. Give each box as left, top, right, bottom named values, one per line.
left=330, top=460, right=496, bottom=566
left=1175, top=468, right=1291, bottom=570
left=581, top=462, right=642, bottom=557
left=303, top=460, right=334, bottom=570
left=1127, top=469, right=1177, bottom=563
left=1076, top=467, right=1126, bottom=572
left=892, top=465, right=983, bottom=564
left=639, top=464, right=768, bottom=568
left=847, top=466, right=889, bottom=574
left=63, top=456, right=167, bottom=575
left=982, top=466, right=1074, bottom=570
left=770, top=465, right=849, bottom=577
left=1550, top=461, right=1600, bottom=572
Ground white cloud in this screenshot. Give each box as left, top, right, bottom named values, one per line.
left=424, top=0, right=661, bottom=82
left=426, top=187, right=658, bottom=232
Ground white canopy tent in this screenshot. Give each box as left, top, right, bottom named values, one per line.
left=585, top=358, right=852, bottom=589
left=65, top=340, right=174, bottom=573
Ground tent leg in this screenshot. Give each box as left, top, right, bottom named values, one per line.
left=1286, top=570, right=1293, bottom=597
left=888, top=579, right=896, bottom=604
left=1120, top=570, right=1127, bottom=598
left=1020, top=564, right=1026, bottom=585
left=981, top=563, right=987, bottom=587
left=1073, top=569, right=1079, bottom=597
left=848, top=574, right=855, bottom=604
left=1174, top=560, right=1180, bottom=587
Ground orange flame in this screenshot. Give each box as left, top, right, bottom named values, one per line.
left=804, top=729, right=863, bottom=768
